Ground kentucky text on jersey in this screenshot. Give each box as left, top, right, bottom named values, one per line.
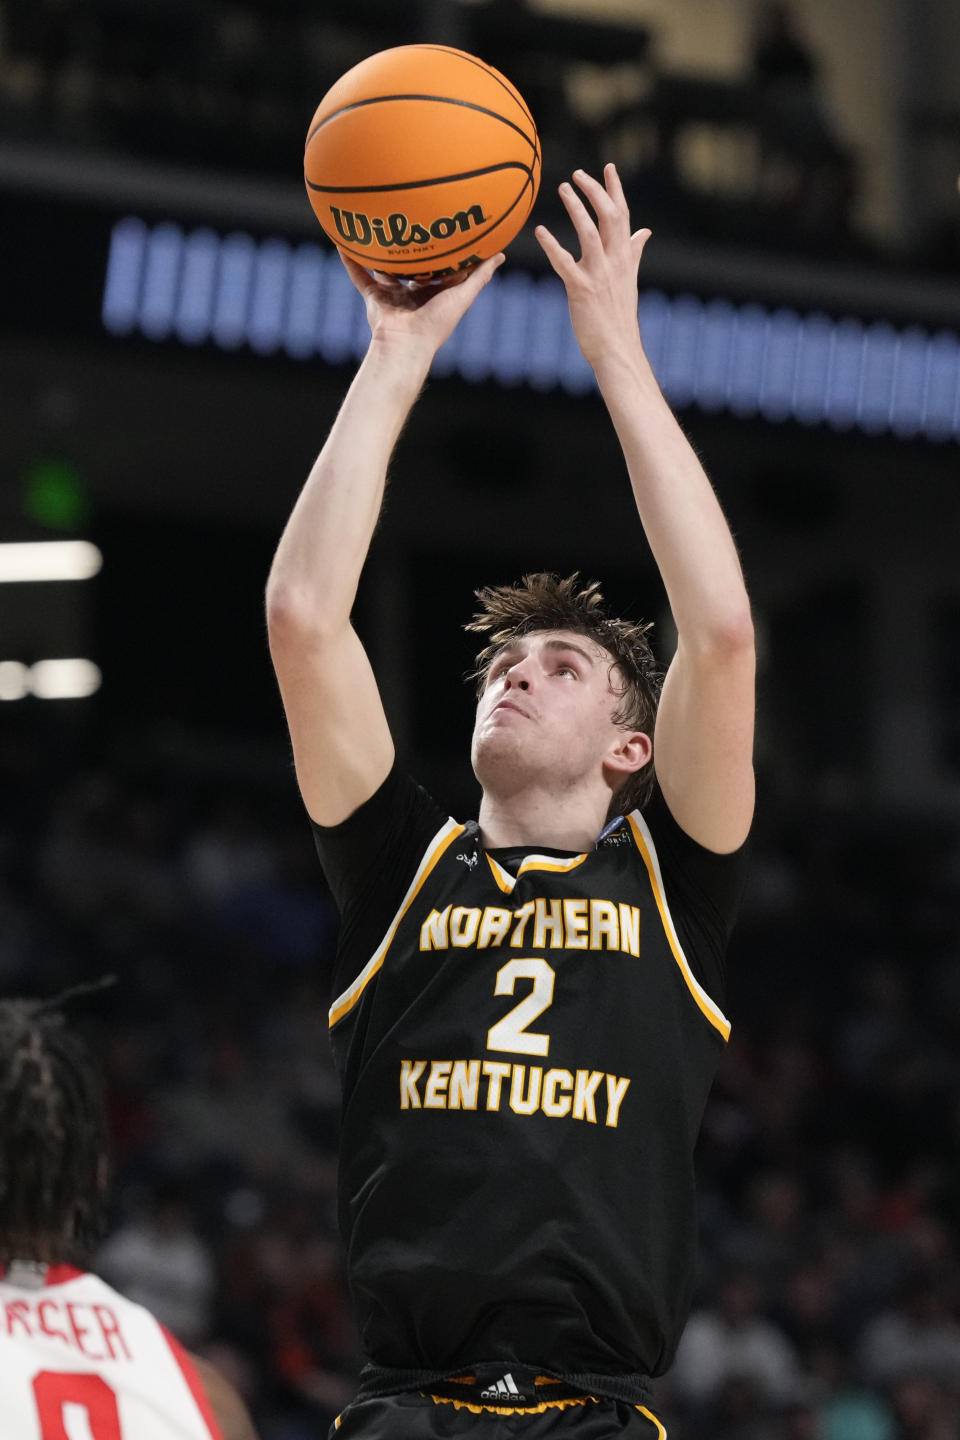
left=400, top=1058, right=631, bottom=1126
left=0, top=1295, right=131, bottom=1360
left=419, top=897, right=641, bottom=955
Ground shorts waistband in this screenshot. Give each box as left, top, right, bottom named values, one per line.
left=356, top=1362, right=653, bottom=1410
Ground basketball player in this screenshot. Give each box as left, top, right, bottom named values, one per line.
left=266, top=164, right=755, bottom=1439
left=0, top=993, right=259, bottom=1440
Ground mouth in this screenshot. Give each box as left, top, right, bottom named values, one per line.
left=494, top=699, right=530, bottom=719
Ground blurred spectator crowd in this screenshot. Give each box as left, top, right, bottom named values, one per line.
left=2, top=711, right=960, bottom=1439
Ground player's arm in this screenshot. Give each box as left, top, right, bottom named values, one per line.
left=266, top=252, right=504, bottom=826
left=188, top=1353, right=260, bottom=1440
left=536, top=166, right=754, bottom=853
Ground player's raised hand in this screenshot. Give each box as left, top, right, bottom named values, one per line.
left=338, top=250, right=505, bottom=357
left=535, top=164, right=651, bottom=372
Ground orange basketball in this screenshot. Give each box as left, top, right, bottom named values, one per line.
left=304, top=45, right=541, bottom=283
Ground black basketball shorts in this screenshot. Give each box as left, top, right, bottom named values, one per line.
left=332, top=1372, right=667, bottom=1440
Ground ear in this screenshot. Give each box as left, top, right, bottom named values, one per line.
left=603, top=729, right=652, bottom=778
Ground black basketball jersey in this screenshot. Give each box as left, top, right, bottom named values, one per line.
left=312, top=764, right=746, bottom=1393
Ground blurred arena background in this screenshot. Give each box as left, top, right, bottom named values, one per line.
left=3, top=1, right=960, bottom=1436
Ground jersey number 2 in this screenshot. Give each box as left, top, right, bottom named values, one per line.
left=486, top=957, right=555, bottom=1056
left=32, top=1371, right=122, bottom=1440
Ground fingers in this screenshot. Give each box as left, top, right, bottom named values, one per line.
left=434, top=252, right=504, bottom=304
left=337, top=247, right=375, bottom=294
left=572, top=166, right=621, bottom=223
left=465, top=252, right=506, bottom=297
left=337, top=249, right=417, bottom=309
left=427, top=252, right=503, bottom=292
left=534, top=223, right=576, bottom=281
left=340, top=247, right=504, bottom=302
left=429, top=252, right=505, bottom=319
left=632, top=228, right=653, bottom=266
left=546, top=163, right=640, bottom=261
left=471, top=252, right=507, bottom=288
left=602, top=161, right=627, bottom=206
left=557, top=178, right=606, bottom=259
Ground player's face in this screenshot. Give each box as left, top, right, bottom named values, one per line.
left=471, top=630, right=631, bottom=796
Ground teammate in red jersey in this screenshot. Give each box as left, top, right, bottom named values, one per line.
left=0, top=993, right=259, bottom=1440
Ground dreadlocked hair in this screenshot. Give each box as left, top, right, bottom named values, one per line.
left=465, top=572, right=663, bottom=815
left=0, top=985, right=111, bottom=1267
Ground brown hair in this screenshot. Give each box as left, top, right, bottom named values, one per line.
left=465, top=572, right=662, bottom=814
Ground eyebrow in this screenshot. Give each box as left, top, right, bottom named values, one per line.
left=542, top=638, right=598, bottom=667
left=492, top=638, right=598, bottom=668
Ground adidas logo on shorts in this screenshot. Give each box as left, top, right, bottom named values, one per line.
left=479, top=1373, right=528, bottom=1404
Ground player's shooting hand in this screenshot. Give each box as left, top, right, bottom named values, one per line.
left=338, top=250, right=505, bottom=358
left=535, top=164, right=651, bottom=373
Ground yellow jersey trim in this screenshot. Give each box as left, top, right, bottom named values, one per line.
left=517, top=852, right=588, bottom=877
left=626, top=811, right=731, bottom=1042
left=638, top=1404, right=667, bottom=1438
left=486, top=854, right=516, bottom=894
left=424, top=1393, right=666, bottom=1433
left=328, top=818, right=466, bottom=1028
left=425, top=1393, right=597, bottom=1416
left=484, top=850, right=588, bottom=894
left=483, top=846, right=590, bottom=892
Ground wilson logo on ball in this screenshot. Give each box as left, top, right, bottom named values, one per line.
left=329, top=204, right=488, bottom=251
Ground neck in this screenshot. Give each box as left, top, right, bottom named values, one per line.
left=477, top=783, right=611, bottom=851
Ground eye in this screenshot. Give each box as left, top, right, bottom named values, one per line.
left=555, top=665, right=577, bottom=679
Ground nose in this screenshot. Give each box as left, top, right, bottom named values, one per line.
left=504, top=655, right=533, bottom=691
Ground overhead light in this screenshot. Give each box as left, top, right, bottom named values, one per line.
left=0, top=659, right=101, bottom=700
left=0, top=662, right=30, bottom=701
left=0, top=541, right=102, bottom=583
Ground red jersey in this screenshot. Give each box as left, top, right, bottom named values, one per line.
left=0, top=1262, right=224, bottom=1439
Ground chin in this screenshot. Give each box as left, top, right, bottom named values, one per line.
left=472, top=731, right=534, bottom=791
